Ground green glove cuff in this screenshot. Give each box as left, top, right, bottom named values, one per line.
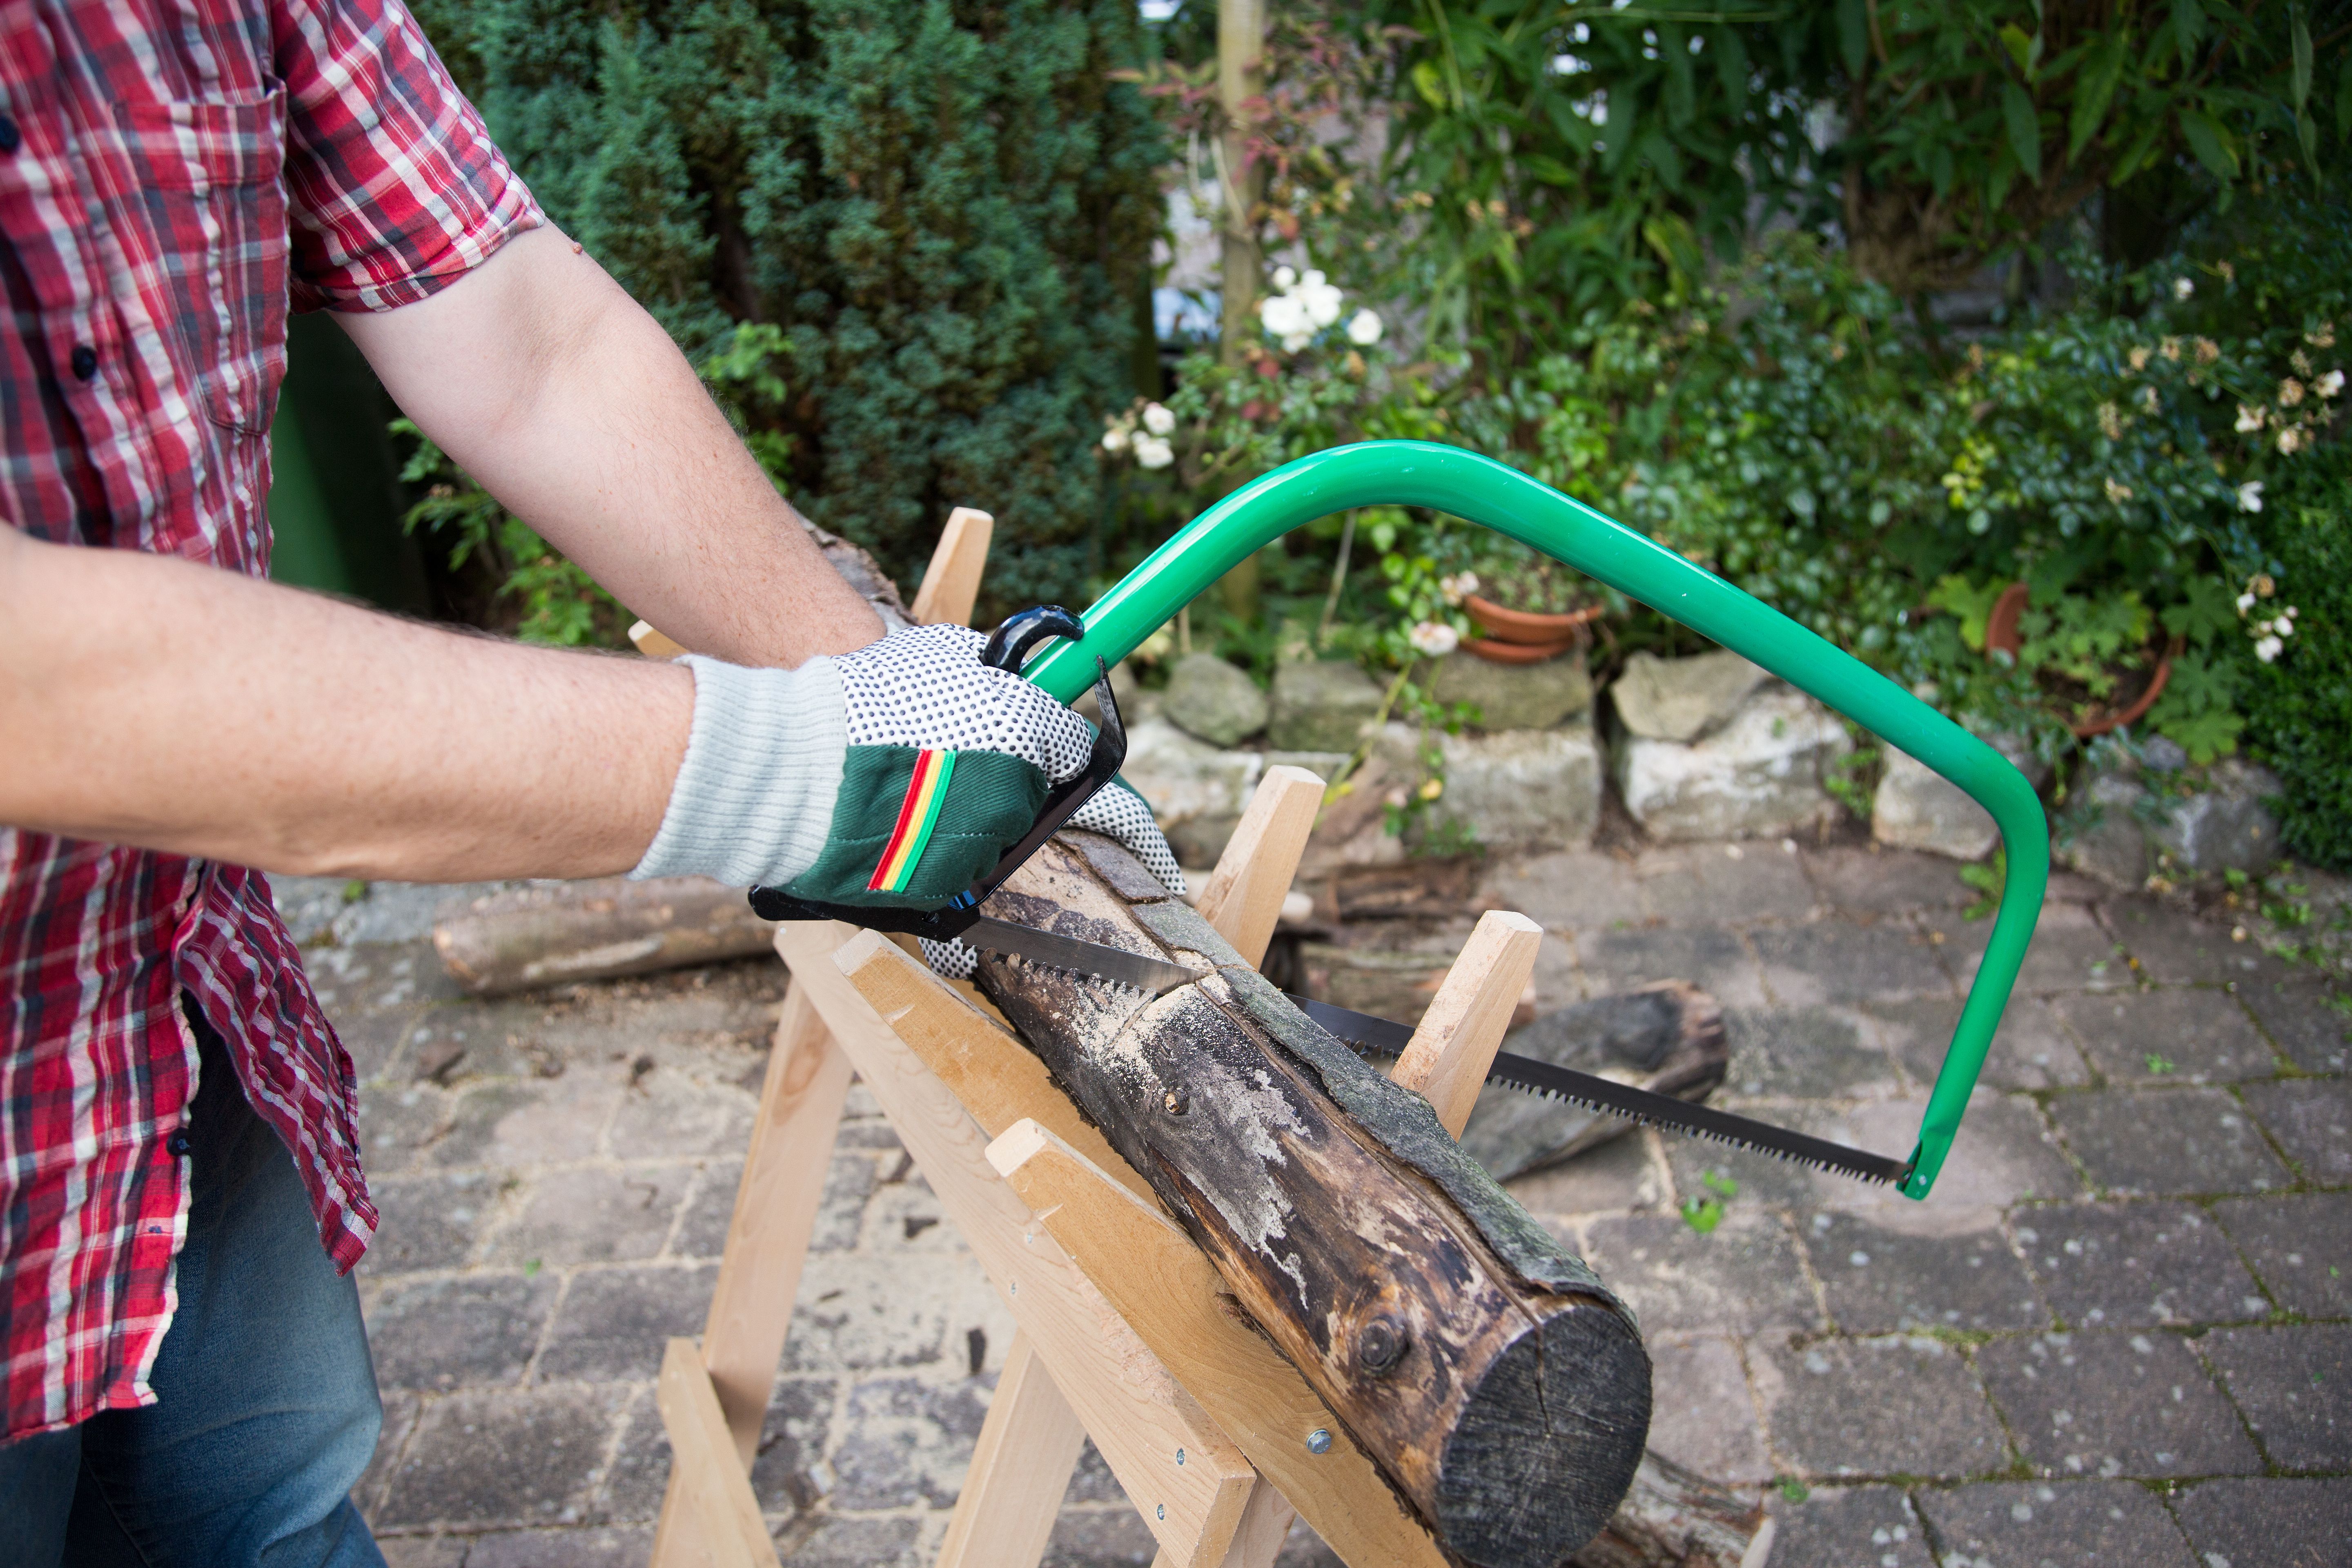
left=782, top=744, right=1050, bottom=908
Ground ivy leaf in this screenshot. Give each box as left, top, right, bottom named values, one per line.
left=2003, top=81, right=2043, bottom=182
left=2178, top=110, right=2239, bottom=180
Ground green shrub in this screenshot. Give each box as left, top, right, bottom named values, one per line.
left=2240, top=445, right=2352, bottom=871
left=409, top=0, right=1164, bottom=635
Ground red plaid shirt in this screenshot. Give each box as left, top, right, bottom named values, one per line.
left=0, top=0, right=539, bottom=1439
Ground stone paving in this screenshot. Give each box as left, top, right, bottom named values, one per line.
left=283, top=837, right=2352, bottom=1566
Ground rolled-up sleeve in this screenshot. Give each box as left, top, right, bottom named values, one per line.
left=274, top=0, right=543, bottom=312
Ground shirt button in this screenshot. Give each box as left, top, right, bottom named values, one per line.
left=0, top=116, right=18, bottom=154
left=167, top=1131, right=192, bottom=1157
left=70, top=344, right=97, bottom=381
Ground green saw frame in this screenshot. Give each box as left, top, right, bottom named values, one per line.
left=1021, top=440, right=2046, bottom=1200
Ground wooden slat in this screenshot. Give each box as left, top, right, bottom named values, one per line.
left=910, top=506, right=995, bottom=627
left=776, top=921, right=1257, bottom=1567
left=1389, top=910, right=1543, bottom=1138
left=1151, top=1479, right=1298, bottom=1568
left=1192, top=766, right=1326, bottom=967
left=837, top=930, right=1157, bottom=1204
left=656, top=1338, right=784, bottom=1568
left=935, top=1330, right=1091, bottom=1568
left=989, top=1118, right=1450, bottom=1568
left=629, top=619, right=687, bottom=658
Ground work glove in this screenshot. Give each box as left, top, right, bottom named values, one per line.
left=632, top=625, right=1182, bottom=945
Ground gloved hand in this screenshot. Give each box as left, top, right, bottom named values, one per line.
left=631, top=625, right=1180, bottom=927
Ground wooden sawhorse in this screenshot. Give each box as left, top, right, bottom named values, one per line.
left=646, top=516, right=1542, bottom=1568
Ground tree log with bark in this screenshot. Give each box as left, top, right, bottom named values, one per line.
left=974, top=831, right=1652, bottom=1568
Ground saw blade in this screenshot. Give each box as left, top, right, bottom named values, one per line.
left=1286, top=993, right=1911, bottom=1187
left=968, top=916, right=1205, bottom=997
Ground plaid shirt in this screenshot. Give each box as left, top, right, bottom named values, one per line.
left=0, top=0, right=539, bottom=1439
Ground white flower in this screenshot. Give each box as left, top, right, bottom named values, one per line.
left=2104, top=477, right=2133, bottom=503
left=2237, top=592, right=2258, bottom=612
left=1258, top=291, right=1312, bottom=352
left=2174, top=277, right=2195, bottom=301
left=1141, top=402, right=1175, bottom=437
left=1439, top=570, right=1480, bottom=606
left=2255, top=635, right=2283, bottom=663
left=1408, top=620, right=1460, bottom=656
left=2319, top=370, right=2346, bottom=398
left=1132, top=434, right=1174, bottom=470
left=1346, top=308, right=1384, bottom=346
left=2279, top=425, right=2306, bottom=454
left=2236, top=404, right=2267, bottom=433
left=1272, top=265, right=1298, bottom=292
left=1297, top=270, right=1344, bottom=330
left=1100, top=425, right=1129, bottom=453
left=2275, top=615, right=2294, bottom=637
left=2237, top=481, right=2264, bottom=513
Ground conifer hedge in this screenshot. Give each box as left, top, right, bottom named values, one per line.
left=412, top=0, right=1164, bottom=612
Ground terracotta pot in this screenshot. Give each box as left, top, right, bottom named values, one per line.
left=1463, top=634, right=1579, bottom=665
left=1982, top=582, right=2177, bottom=737
left=1982, top=582, right=2030, bottom=659
left=2072, top=637, right=2181, bottom=739
left=1464, top=593, right=1603, bottom=646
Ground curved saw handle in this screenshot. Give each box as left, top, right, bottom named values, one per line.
left=1026, top=439, right=2046, bottom=1200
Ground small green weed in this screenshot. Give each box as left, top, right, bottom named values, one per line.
left=1961, top=849, right=2007, bottom=921
left=2145, top=1054, right=2176, bottom=1074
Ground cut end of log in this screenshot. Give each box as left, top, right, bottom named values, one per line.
left=1437, top=1299, right=1652, bottom=1567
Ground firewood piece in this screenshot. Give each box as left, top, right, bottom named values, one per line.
left=910, top=506, right=994, bottom=627
left=974, top=834, right=1651, bottom=1568
left=1331, top=855, right=1494, bottom=921
left=1571, top=1453, right=1771, bottom=1568
left=1457, top=983, right=1728, bottom=1183
left=431, top=877, right=776, bottom=996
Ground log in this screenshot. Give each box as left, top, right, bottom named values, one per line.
left=973, top=832, right=1652, bottom=1568
left=1572, top=1454, right=1771, bottom=1568
left=432, top=877, right=777, bottom=995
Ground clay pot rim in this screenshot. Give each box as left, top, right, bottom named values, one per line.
left=1462, top=634, right=1579, bottom=665
left=1464, top=593, right=1604, bottom=646
left=1980, top=581, right=2178, bottom=738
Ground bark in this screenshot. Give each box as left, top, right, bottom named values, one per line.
left=975, top=832, right=1651, bottom=1568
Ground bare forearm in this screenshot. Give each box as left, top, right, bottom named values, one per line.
left=0, top=530, right=691, bottom=882
left=340, top=226, right=883, bottom=666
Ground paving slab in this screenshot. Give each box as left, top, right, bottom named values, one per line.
left=2214, top=1192, right=2352, bottom=1317
left=1502, top=1126, right=1671, bottom=1218
left=2047, top=988, right=2279, bottom=1084
left=1975, top=1330, right=2261, bottom=1479
left=2166, top=1477, right=2352, bottom=1568
left=1913, top=1479, right=2194, bottom=1566
left=487, top=1163, right=697, bottom=1268
left=2014, top=1202, right=2270, bottom=1328
left=1748, top=919, right=1955, bottom=1005
left=2239, top=981, right=2352, bottom=1074
left=1721, top=1006, right=1908, bottom=1099
left=354, top=1082, right=459, bottom=1174
left=826, top=1375, right=992, bottom=1510
left=372, top=1385, right=629, bottom=1530
left=2049, top=1088, right=2292, bottom=1196
left=1928, top=901, right=2130, bottom=994
left=1764, top=1484, right=1935, bottom=1568
left=361, top=1170, right=500, bottom=1274
left=459, top=1526, right=656, bottom=1568
left=771, top=1514, right=927, bottom=1567
left=534, top=1265, right=717, bottom=1382
left=363, top=1274, right=558, bottom=1392
left=1574, top=924, right=1770, bottom=1008
left=592, top=1387, right=672, bottom=1521
left=1487, top=849, right=1648, bottom=930
left=673, top=1149, right=876, bottom=1259
left=1753, top=1334, right=2009, bottom=1479
left=2105, top=897, right=2304, bottom=987
left=1632, top=842, right=1820, bottom=926
left=745, top=1376, right=839, bottom=1516
left=1865, top=994, right=2091, bottom=1091
left=1802, top=1211, right=2046, bottom=1334
left=2240, top=1077, right=2352, bottom=1183
left=1787, top=1094, right=2084, bottom=1215
left=1801, top=845, right=1975, bottom=918
left=1041, top=1507, right=1159, bottom=1567
left=2198, top=1324, right=2352, bottom=1471
left=1580, top=1211, right=1823, bottom=1336
left=1645, top=1336, right=1772, bottom=1482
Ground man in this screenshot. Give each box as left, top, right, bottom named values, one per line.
left=0, top=3, right=1176, bottom=1561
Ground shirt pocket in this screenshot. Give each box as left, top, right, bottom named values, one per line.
left=116, top=88, right=290, bottom=436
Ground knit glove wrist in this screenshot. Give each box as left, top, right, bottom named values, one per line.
left=632, top=626, right=1100, bottom=904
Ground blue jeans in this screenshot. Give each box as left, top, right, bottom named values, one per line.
left=0, top=999, right=387, bottom=1568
